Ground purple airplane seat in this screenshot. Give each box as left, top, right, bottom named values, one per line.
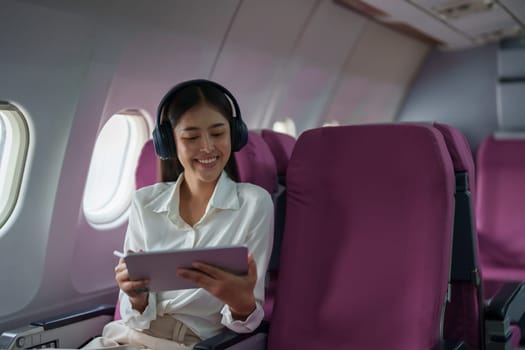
left=476, top=135, right=525, bottom=283
left=259, top=129, right=296, bottom=320
left=233, top=131, right=279, bottom=320
left=433, top=122, right=482, bottom=349
left=432, top=123, right=522, bottom=350
left=268, top=124, right=456, bottom=349
left=476, top=134, right=525, bottom=348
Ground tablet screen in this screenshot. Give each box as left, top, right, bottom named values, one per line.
left=124, top=245, right=248, bottom=291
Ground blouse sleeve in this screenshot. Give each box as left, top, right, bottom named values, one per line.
left=221, top=188, right=274, bottom=333
left=118, top=193, right=158, bottom=329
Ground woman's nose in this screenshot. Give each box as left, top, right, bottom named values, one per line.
left=200, top=134, right=214, bottom=152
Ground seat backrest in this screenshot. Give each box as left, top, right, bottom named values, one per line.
left=234, top=131, right=283, bottom=274
left=259, top=130, right=296, bottom=275
left=476, top=135, right=525, bottom=282
left=268, top=124, right=455, bottom=349
left=135, top=139, right=160, bottom=189
left=433, top=122, right=481, bottom=350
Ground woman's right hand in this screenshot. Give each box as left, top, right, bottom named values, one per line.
left=114, top=254, right=150, bottom=313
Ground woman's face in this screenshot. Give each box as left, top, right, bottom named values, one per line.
left=173, top=103, right=232, bottom=186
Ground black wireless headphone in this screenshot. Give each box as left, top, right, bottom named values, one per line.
left=152, top=79, right=248, bottom=160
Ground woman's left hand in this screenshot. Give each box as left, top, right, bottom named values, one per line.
left=177, top=253, right=257, bottom=320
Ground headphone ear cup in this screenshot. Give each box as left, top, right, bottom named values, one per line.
left=152, top=122, right=177, bottom=159
left=231, top=117, right=248, bottom=152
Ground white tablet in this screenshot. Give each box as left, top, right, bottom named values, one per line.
left=123, top=245, right=248, bottom=291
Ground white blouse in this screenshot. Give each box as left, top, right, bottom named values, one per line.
left=119, top=171, right=274, bottom=340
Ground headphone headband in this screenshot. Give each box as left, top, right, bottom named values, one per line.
left=152, top=79, right=248, bottom=160
left=155, top=79, right=241, bottom=128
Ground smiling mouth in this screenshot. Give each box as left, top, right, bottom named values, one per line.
left=197, top=157, right=217, bottom=164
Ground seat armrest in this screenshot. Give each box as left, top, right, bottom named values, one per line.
left=194, top=321, right=269, bottom=350
left=485, top=281, right=525, bottom=321
left=30, top=304, right=115, bottom=330
left=484, top=282, right=525, bottom=349
left=0, top=305, right=115, bottom=350
left=432, top=340, right=468, bottom=350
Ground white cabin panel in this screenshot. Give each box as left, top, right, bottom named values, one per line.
left=325, top=20, right=430, bottom=125
left=262, top=0, right=367, bottom=134
left=211, top=0, right=318, bottom=129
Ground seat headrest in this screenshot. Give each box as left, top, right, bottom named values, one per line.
left=261, top=129, right=295, bottom=176
left=478, top=136, right=525, bottom=166
left=135, top=140, right=159, bottom=189
left=234, top=131, right=278, bottom=194
left=433, top=122, right=475, bottom=191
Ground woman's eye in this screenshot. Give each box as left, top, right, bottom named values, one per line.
left=211, top=133, right=224, bottom=138
left=184, top=136, right=199, bottom=141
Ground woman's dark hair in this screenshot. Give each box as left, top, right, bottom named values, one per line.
left=159, top=83, right=239, bottom=182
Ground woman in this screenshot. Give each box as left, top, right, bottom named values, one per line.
left=85, top=80, right=274, bottom=350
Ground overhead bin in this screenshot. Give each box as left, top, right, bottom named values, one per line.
left=336, top=0, right=525, bottom=49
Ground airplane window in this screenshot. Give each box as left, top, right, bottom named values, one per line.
left=82, top=111, right=151, bottom=229
left=272, top=118, right=297, bottom=137
left=0, top=103, right=30, bottom=231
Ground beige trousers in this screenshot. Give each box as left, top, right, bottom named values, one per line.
left=82, top=315, right=201, bottom=350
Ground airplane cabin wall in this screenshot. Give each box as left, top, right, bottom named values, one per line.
left=397, top=44, right=499, bottom=152
left=0, top=0, right=430, bottom=331
left=324, top=20, right=429, bottom=127
left=0, top=0, right=129, bottom=330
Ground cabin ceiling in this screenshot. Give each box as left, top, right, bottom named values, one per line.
left=336, top=0, right=525, bottom=49
left=16, top=0, right=525, bottom=50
